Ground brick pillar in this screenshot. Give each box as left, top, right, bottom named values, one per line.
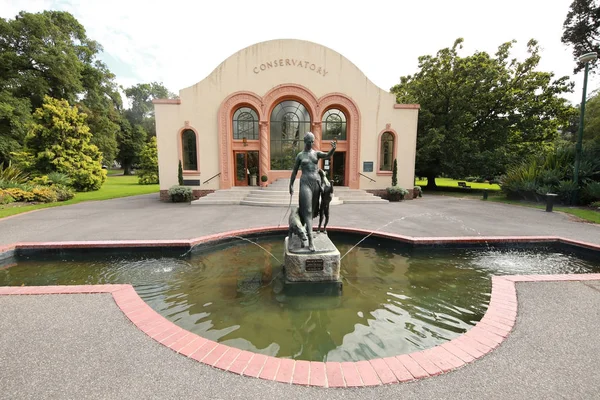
left=259, top=121, right=269, bottom=184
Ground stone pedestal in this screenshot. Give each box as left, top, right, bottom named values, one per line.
left=284, top=234, right=341, bottom=283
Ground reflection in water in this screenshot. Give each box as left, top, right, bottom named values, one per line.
left=1, top=236, right=599, bottom=362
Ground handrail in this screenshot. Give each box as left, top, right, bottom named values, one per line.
left=202, top=172, right=221, bottom=185
left=359, top=172, right=376, bottom=183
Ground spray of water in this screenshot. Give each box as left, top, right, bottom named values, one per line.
left=230, top=235, right=283, bottom=264
left=340, top=216, right=408, bottom=260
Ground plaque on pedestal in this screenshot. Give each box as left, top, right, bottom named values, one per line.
left=284, top=234, right=341, bottom=282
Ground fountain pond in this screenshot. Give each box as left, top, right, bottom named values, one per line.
left=1, top=230, right=599, bottom=362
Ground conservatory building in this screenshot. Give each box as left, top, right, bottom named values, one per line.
left=153, top=39, right=419, bottom=200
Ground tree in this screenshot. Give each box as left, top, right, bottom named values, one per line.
left=178, top=160, right=184, bottom=186
left=391, top=159, right=398, bottom=186
left=21, top=96, right=106, bottom=191
left=137, top=137, right=159, bottom=184
left=391, top=39, right=574, bottom=189
left=124, top=82, right=176, bottom=137
left=79, top=60, right=123, bottom=166
left=0, top=11, right=122, bottom=165
left=562, top=0, right=600, bottom=73
left=0, top=92, right=31, bottom=165
left=117, top=118, right=147, bottom=175
left=0, top=11, right=100, bottom=109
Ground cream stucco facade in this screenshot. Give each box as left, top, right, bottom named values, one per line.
left=154, top=39, right=419, bottom=198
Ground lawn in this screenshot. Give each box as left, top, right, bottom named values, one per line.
left=415, top=177, right=501, bottom=191
left=0, top=173, right=158, bottom=219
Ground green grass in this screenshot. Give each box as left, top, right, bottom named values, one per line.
left=415, top=177, right=501, bottom=191
left=0, top=173, right=158, bottom=219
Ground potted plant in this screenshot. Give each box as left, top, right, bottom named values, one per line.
left=260, top=174, right=268, bottom=187
left=386, top=185, right=408, bottom=202
left=168, top=185, right=193, bottom=203
left=249, top=166, right=258, bottom=186
left=413, top=186, right=422, bottom=198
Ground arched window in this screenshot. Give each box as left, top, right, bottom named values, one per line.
left=182, top=129, right=198, bottom=170
left=380, top=132, right=394, bottom=171
left=270, top=100, right=311, bottom=170
left=322, top=108, right=347, bottom=140
left=233, top=107, right=259, bottom=140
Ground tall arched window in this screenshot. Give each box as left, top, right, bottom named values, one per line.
left=233, top=107, right=259, bottom=140
left=322, top=108, right=347, bottom=140
left=182, top=129, right=198, bottom=170
left=270, top=100, right=311, bottom=170
left=380, top=132, right=394, bottom=171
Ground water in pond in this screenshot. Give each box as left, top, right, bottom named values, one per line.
left=1, top=234, right=599, bottom=362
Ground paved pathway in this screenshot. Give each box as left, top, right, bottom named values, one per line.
left=1, top=282, right=599, bottom=399
left=0, top=194, right=598, bottom=244
left=1, top=194, right=599, bottom=399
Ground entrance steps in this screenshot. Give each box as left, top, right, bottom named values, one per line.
left=190, top=187, right=253, bottom=205
left=333, top=187, right=388, bottom=204
left=240, top=179, right=342, bottom=207
left=191, top=179, right=388, bottom=206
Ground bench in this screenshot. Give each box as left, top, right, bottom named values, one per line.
left=457, top=181, right=471, bottom=188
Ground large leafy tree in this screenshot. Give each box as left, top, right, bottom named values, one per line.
left=117, top=118, right=147, bottom=175
left=0, top=10, right=121, bottom=165
left=21, top=96, right=106, bottom=191
left=118, top=82, right=175, bottom=175
left=562, top=0, right=600, bottom=73
left=579, top=91, right=600, bottom=144
left=124, top=82, right=176, bottom=137
left=391, top=39, right=575, bottom=189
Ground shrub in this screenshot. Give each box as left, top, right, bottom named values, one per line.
left=556, top=180, right=579, bottom=205
left=32, top=187, right=57, bottom=203
left=51, top=185, right=75, bottom=201
left=0, top=162, right=29, bottom=185
left=168, top=185, right=192, bottom=203
left=584, top=182, right=600, bottom=201
left=386, top=185, right=408, bottom=201
left=137, top=137, right=159, bottom=185
left=391, top=159, right=398, bottom=187
left=465, top=177, right=477, bottom=182
left=590, top=201, right=600, bottom=209
left=0, top=190, right=15, bottom=205
left=4, top=188, right=35, bottom=202
left=47, top=172, right=72, bottom=186
left=413, top=186, right=423, bottom=198
left=22, top=96, right=106, bottom=192
left=475, top=177, right=486, bottom=183
left=178, top=160, right=184, bottom=186
left=261, top=175, right=268, bottom=182
left=31, top=175, right=51, bottom=186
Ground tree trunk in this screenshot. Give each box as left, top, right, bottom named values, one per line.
left=426, top=173, right=438, bottom=190
left=123, top=162, right=133, bottom=175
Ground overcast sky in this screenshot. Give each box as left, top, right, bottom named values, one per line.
left=1, top=0, right=597, bottom=105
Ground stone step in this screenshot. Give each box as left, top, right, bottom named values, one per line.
left=341, top=198, right=388, bottom=204
left=242, top=196, right=343, bottom=205
left=191, top=199, right=243, bottom=205
left=239, top=199, right=343, bottom=207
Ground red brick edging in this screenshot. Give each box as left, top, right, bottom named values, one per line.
left=2, top=274, right=600, bottom=387
left=1, top=228, right=599, bottom=387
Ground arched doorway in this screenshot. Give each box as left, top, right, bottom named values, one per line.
left=269, top=100, right=312, bottom=170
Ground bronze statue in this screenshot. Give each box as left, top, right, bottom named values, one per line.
left=288, top=207, right=308, bottom=247
left=289, top=132, right=336, bottom=251
left=317, top=169, right=333, bottom=234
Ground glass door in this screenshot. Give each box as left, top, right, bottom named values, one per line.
left=234, top=151, right=248, bottom=186
left=331, top=152, right=345, bottom=186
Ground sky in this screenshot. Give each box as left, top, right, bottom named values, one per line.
left=1, top=0, right=597, bottom=105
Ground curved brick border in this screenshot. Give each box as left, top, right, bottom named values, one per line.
left=1, top=228, right=599, bottom=387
